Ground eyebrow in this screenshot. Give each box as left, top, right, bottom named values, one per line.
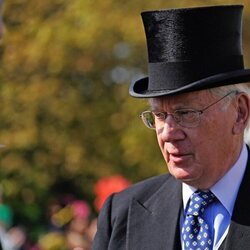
left=150, top=101, right=199, bottom=112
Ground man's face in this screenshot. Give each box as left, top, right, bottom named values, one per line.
left=151, top=89, right=244, bottom=189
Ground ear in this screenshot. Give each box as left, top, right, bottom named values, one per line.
left=232, top=93, right=250, bottom=135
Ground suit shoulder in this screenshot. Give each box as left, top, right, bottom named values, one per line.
left=111, top=173, right=175, bottom=209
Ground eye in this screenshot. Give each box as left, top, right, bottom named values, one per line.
left=175, top=110, right=198, bottom=122
left=153, top=112, right=166, bottom=121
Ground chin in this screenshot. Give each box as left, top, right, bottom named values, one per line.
left=172, top=170, right=204, bottom=188
left=169, top=166, right=196, bottom=182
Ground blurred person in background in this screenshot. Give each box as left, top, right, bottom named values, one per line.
left=0, top=190, right=25, bottom=250
left=0, top=202, right=13, bottom=249
left=93, top=5, right=250, bottom=250
left=65, top=200, right=92, bottom=250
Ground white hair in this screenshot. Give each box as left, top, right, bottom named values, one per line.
left=208, top=83, right=250, bottom=143
left=208, top=83, right=250, bottom=98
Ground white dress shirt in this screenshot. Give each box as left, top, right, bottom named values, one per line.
left=181, top=144, right=248, bottom=249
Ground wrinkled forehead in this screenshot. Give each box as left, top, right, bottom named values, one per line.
left=149, top=89, right=212, bottom=110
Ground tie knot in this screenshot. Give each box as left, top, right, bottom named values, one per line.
left=187, top=190, right=215, bottom=216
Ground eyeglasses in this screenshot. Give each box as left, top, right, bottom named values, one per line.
left=140, top=91, right=237, bottom=129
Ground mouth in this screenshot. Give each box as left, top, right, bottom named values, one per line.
left=168, top=152, right=192, bottom=163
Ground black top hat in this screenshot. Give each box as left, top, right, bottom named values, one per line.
left=129, top=5, right=250, bottom=98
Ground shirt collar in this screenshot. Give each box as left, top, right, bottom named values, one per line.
left=182, top=144, right=248, bottom=215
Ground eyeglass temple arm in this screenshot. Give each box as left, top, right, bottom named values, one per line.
left=200, top=91, right=238, bottom=112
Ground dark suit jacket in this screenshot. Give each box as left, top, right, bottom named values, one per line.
left=93, top=154, right=250, bottom=250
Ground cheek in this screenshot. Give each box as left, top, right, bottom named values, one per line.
left=194, top=137, right=215, bottom=166
left=195, top=116, right=233, bottom=161
left=155, top=133, right=170, bottom=164
left=156, top=134, right=165, bottom=154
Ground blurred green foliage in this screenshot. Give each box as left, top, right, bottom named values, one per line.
left=0, top=0, right=249, bottom=237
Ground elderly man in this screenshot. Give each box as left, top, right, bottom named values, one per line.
left=93, top=5, right=250, bottom=250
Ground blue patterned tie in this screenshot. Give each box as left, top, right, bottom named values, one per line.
left=181, top=190, right=215, bottom=250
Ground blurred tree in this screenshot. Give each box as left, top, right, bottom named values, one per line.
left=0, top=0, right=249, bottom=239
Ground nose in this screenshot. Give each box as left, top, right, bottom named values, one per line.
left=158, top=115, right=185, bottom=142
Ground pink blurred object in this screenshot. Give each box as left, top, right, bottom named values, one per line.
left=71, top=200, right=90, bottom=219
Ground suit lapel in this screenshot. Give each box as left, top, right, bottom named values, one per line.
left=126, top=148, right=250, bottom=249
left=222, top=148, right=250, bottom=249
left=127, top=176, right=182, bottom=250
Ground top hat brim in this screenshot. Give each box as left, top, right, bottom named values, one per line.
left=129, top=69, right=250, bottom=98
